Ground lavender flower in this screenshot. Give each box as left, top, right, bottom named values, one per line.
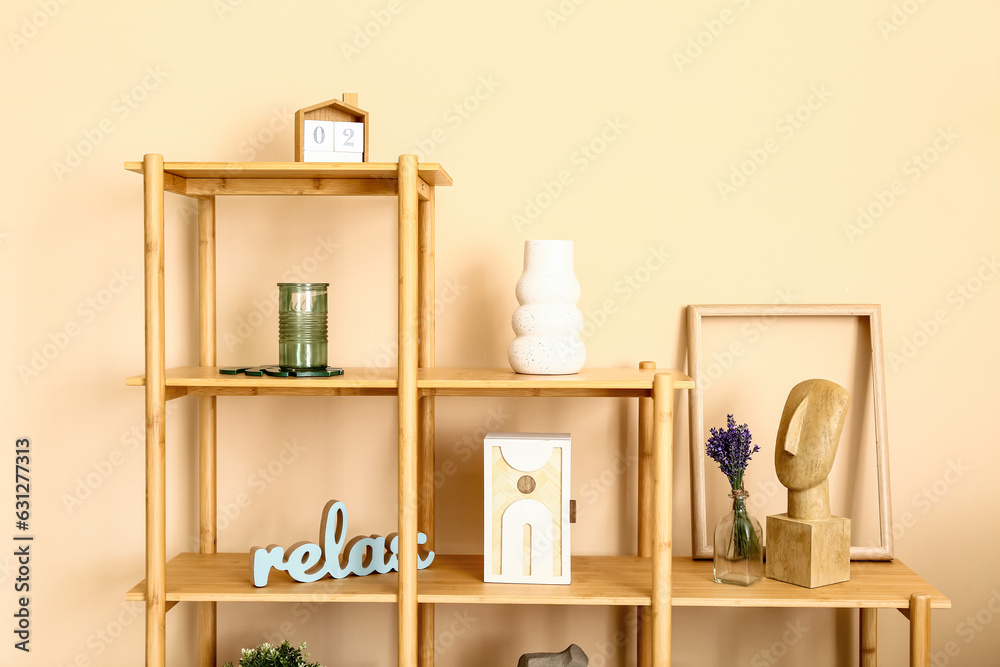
left=707, top=414, right=763, bottom=566
left=705, top=414, right=759, bottom=491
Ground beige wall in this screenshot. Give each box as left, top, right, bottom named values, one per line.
left=4, top=0, right=998, bottom=665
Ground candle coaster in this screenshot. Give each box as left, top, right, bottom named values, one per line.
left=219, top=366, right=345, bottom=377
left=288, top=367, right=344, bottom=377
left=219, top=366, right=254, bottom=375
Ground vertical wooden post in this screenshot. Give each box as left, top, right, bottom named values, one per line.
left=637, top=360, right=656, bottom=667
left=651, top=373, right=674, bottom=666
left=197, top=196, right=218, bottom=667
left=909, top=594, right=931, bottom=667
left=860, top=608, right=877, bottom=667
left=686, top=306, right=708, bottom=558
left=397, top=155, right=420, bottom=666
left=143, top=153, right=167, bottom=667
left=417, top=183, right=436, bottom=666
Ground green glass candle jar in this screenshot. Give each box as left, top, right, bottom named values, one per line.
left=278, top=283, right=328, bottom=370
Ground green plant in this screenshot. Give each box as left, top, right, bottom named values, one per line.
left=223, top=640, right=323, bottom=667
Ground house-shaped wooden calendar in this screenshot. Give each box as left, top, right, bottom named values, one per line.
left=294, top=93, right=369, bottom=162
left=484, top=432, right=571, bottom=585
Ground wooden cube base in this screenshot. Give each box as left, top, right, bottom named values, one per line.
left=766, top=514, right=850, bottom=588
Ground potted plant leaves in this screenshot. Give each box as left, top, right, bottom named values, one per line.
left=223, top=640, right=323, bottom=667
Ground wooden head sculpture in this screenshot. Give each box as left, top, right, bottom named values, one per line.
left=774, top=379, right=851, bottom=520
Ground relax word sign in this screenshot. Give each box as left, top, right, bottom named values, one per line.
left=251, top=499, right=434, bottom=587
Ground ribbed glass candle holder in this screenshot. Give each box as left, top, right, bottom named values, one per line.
left=278, top=283, right=329, bottom=370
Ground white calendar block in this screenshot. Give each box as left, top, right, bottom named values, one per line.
left=334, top=121, right=365, bottom=153
left=303, top=120, right=334, bottom=152
left=303, top=151, right=364, bottom=163
left=295, top=94, right=369, bottom=162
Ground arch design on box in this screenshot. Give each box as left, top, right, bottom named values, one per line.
left=484, top=432, right=571, bottom=585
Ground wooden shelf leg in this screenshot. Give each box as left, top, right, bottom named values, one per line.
left=398, top=154, right=420, bottom=667
left=197, top=196, right=218, bottom=667
left=860, top=608, right=877, bottom=667
left=637, top=361, right=655, bottom=667
left=909, top=594, right=931, bottom=667
left=143, top=153, right=167, bottom=667
left=417, top=183, right=436, bottom=667
left=651, top=373, right=675, bottom=666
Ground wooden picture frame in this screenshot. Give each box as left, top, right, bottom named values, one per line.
left=686, top=304, right=893, bottom=561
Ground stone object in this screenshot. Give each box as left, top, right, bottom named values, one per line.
left=766, top=379, right=852, bottom=588
left=517, top=644, right=588, bottom=667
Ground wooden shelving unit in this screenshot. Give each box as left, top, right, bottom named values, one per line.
left=127, top=155, right=947, bottom=667
left=127, top=155, right=449, bottom=667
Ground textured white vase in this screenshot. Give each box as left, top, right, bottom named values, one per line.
left=508, top=240, right=586, bottom=375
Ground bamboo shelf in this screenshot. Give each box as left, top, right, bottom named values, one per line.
left=126, top=553, right=399, bottom=603
left=126, top=155, right=947, bottom=667
left=124, top=365, right=695, bottom=398
left=126, top=554, right=948, bottom=610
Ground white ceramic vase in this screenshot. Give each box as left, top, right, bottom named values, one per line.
left=508, top=240, right=586, bottom=375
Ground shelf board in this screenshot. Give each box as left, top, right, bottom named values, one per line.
left=420, top=556, right=950, bottom=609
left=125, top=366, right=398, bottom=397
left=126, top=553, right=397, bottom=603
left=127, top=554, right=948, bottom=609
left=671, top=558, right=950, bottom=609
left=418, top=367, right=694, bottom=397
left=419, top=555, right=652, bottom=605
left=124, top=160, right=452, bottom=197
left=126, top=366, right=693, bottom=398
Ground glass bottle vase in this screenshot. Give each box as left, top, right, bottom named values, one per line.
left=713, top=488, right=764, bottom=586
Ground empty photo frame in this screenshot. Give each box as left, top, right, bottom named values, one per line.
left=686, top=304, right=893, bottom=561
